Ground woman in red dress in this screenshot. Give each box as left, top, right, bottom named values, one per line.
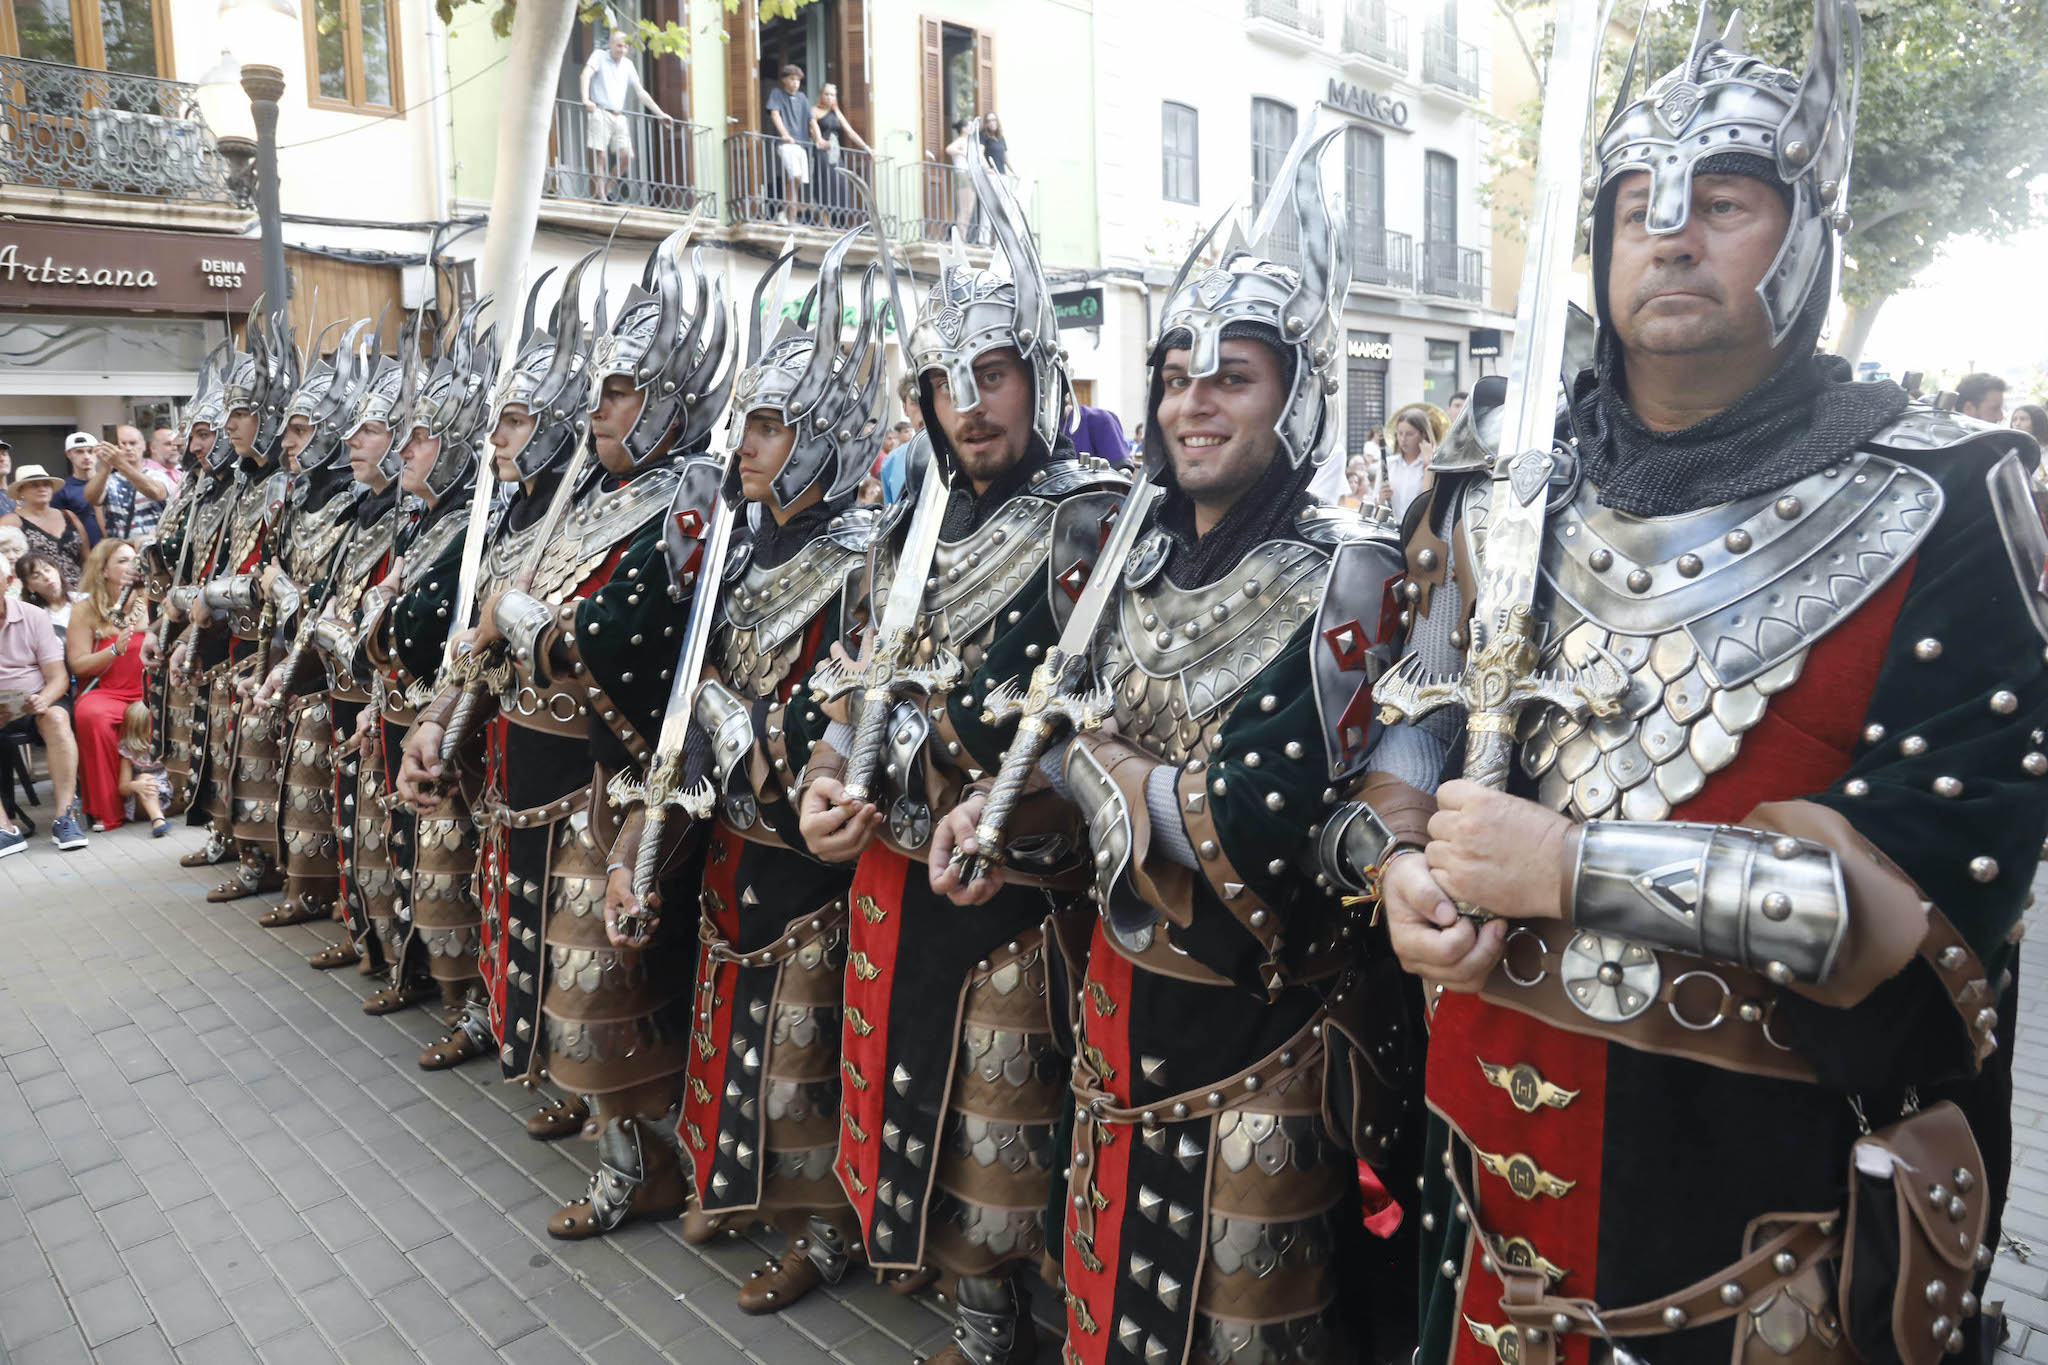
left=67, top=538, right=150, bottom=831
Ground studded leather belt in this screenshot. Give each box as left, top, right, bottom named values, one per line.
left=478, top=783, right=593, bottom=831
left=698, top=901, right=847, bottom=969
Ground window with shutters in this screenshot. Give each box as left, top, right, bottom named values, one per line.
left=1345, top=125, right=1384, bottom=267
left=1, top=0, right=176, bottom=76
left=305, top=0, right=401, bottom=113
left=920, top=15, right=994, bottom=162
left=1249, top=97, right=1296, bottom=213
left=1161, top=101, right=1198, bottom=204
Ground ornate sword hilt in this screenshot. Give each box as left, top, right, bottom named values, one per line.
left=826, top=625, right=963, bottom=805
left=439, top=644, right=508, bottom=762
left=628, top=754, right=713, bottom=910
left=950, top=645, right=1107, bottom=885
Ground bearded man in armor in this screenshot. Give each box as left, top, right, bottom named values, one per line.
left=399, top=231, right=725, bottom=1241
left=1322, top=8, right=2048, bottom=1365
left=359, top=304, right=499, bottom=1061
left=796, top=138, right=1128, bottom=1365
left=608, top=222, right=886, bottom=1313
left=930, top=126, right=1418, bottom=1365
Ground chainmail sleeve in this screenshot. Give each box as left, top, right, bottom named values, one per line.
left=1366, top=565, right=1464, bottom=793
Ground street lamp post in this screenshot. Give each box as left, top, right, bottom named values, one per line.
left=240, top=63, right=289, bottom=317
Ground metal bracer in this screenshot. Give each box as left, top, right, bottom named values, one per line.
left=1569, top=820, right=1849, bottom=985
left=1317, top=800, right=1406, bottom=898
left=200, top=574, right=258, bottom=613
left=493, top=589, right=557, bottom=683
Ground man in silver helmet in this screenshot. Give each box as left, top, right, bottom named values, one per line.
left=608, top=222, right=886, bottom=1315
left=794, top=133, right=1127, bottom=1365
left=356, top=302, right=498, bottom=1061
left=239, top=322, right=380, bottom=940
left=176, top=307, right=298, bottom=905
left=929, top=125, right=1416, bottom=1365
left=1322, top=6, right=2048, bottom=1365
left=398, top=229, right=726, bottom=1242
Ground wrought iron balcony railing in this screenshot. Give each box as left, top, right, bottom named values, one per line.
left=1420, top=241, right=1484, bottom=302
left=0, top=57, right=244, bottom=205
left=1422, top=26, right=1482, bottom=98
left=725, top=129, right=882, bottom=233
left=1351, top=226, right=1413, bottom=289
left=1245, top=0, right=1325, bottom=39
left=1342, top=1, right=1407, bottom=67
left=545, top=101, right=716, bottom=214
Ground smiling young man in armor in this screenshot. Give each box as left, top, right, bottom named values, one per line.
left=1319, top=7, right=2048, bottom=1365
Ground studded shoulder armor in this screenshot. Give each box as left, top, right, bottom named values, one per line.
left=279, top=484, right=360, bottom=581
left=1502, top=451, right=1942, bottom=821
left=525, top=465, right=680, bottom=604
left=1101, top=531, right=1333, bottom=769
left=718, top=524, right=868, bottom=699
left=1307, top=511, right=1407, bottom=779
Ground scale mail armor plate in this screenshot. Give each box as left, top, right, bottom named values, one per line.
left=873, top=495, right=1059, bottom=665
left=1478, top=452, right=1942, bottom=822
left=720, top=532, right=863, bottom=700
left=525, top=467, right=680, bottom=606
left=280, top=488, right=359, bottom=585
left=1103, top=538, right=1331, bottom=770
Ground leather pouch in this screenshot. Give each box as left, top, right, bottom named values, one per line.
left=1321, top=956, right=1421, bottom=1175
left=1837, top=1100, right=1988, bottom=1365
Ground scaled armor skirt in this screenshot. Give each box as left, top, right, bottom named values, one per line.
left=677, top=824, right=852, bottom=1231
left=405, top=780, right=482, bottom=996
left=227, top=661, right=284, bottom=858
left=331, top=699, right=376, bottom=956
left=1060, top=922, right=1355, bottom=1365
left=201, top=670, right=237, bottom=830
left=836, top=844, right=1066, bottom=1277
left=160, top=670, right=198, bottom=816
left=349, top=715, right=401, bottom=956
left=278, top=695, right=340, bottom=917
left=377, top=716, right=423, bottom=979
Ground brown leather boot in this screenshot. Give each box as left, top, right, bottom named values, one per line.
left=885, top=1265, right=939, bottom=1296
left=362, top=978, right=436, bottom=1015
left=546, top=1119, right=685, bottom=1239
left=208, top=855, right=281, bottom=903
left=918, top=1274, right=1037, bottom=1365
left=307, top=941, right=360, bottom=970
left=526, top=1095, right=589, bottom=1141
left=738, top=1216, right=853, bottom=1314
left=417, top=1000, right=492, bottom=1071
left=179, top=830, right=233, bottom=867
left=257, top=895, right=323, bottom=928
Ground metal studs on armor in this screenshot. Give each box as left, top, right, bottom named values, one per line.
left=1721, top=1283, right=1745, bottom=1306
left=1969, top=857, right=1999, bottom=883
left=1724, top=529, right=1752, bottom=553
left=1675, top=554, right=1703, bottom=578
left=1933, top=776, right=1963, bottom=798
left=1914, top=638, right=1944, bottom=662
left=1662, top=1308, right=1687, bottom=1330
left=1588, top=548, right=1613, bottom=572
left=1900, top=735, right=1928, bottom=757
left=1775, top=496, right=1803, bottom=520
left=1844, top=779, right=1870, bottom=797
left=1625, top=569, right=1652, bottom=594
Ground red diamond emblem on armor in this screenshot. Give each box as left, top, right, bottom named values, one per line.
left=1058, top=560, right=1090, bottom=601
left=1097, top=507, right=1119, bottom=549
left=1323, top=619, right=1367, bottom=670
left=1376, top=576, right=1406, bottom=644
left=673, top=508, right=704, bottom=538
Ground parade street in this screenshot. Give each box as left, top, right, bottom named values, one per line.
left=0, top=821, right=1061, bottom=1365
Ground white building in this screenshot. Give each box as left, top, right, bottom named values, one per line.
left=1081, top=0, right=1517, bottom=450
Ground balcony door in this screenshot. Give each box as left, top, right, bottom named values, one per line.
left=1, top=0, right=172, bottom=76
left=1345, top=125, right=1384, bottom=277
left=1424, top=149, right=1457, bottom=288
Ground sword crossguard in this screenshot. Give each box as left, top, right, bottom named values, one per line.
left=951, top=648, right=1112, bottom=886
left=1377, top=604, right=1630, bottom=734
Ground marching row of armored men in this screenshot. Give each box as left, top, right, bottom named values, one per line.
left=142, top=54, right=2048, bottom=1365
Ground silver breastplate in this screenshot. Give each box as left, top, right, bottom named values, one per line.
left=401, top=508, right=467, bottom=583
left=526, top=468, right=677, bottom=604
left=872, top=494, right=1057, bottom=664
left=185, top=493, right=232, bottom=580
left=1493, top=453, right=1941, bottom=821
left=222, top=477, right=272, bottom=570
left=333, top=511, right=398, bottom=619
left=1101, top=539, right=1331, bottom=768
left=282, top=491, right=357, bottom=581
left=479, top=510, right=549, bottom=596
left=720, top=534, right=857, bottom=699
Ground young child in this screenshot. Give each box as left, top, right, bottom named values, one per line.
left=118, top=700, right=171, bottom=837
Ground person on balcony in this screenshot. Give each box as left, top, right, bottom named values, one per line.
left=810, top=82, right=870, bottom=229
left=766, top=63, right=820, bottom=226
left=581, top=29, right=670, bottom=204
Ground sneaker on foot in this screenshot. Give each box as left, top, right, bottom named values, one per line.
left=152, top=819, right=172, bottom=838
left=0, top=828, right=24, bottom=859
left=50, top=812, right=87, bottom=851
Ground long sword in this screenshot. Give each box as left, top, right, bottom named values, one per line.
left=950, top=472, right=1160, bottom=884
left=810, top=449, right=958, bottom=804
left=1373, top=0, right=1627, bottom=800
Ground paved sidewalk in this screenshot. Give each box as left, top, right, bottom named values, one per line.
left=0, top=812, right=1001, bottom=1365
left=4, top=805, right=2048, bottom=1363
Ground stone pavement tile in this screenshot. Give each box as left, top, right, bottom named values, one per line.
left=334, top=1232, right=422, bottom=1297
left=741, top=1332, right=841, bottom=1365
left=581, top=1330, right=672, bottom=1365
left=253, top=1324, right=342, bottom=1365
left=0, top=1130, right=60, bottom=1176
left=70, top=1274, right=154, bottom=1348
left=122, top=1232, right=205, bottom=1301
left=370, top=1275, right=469, bottom=1348
left=165, top=1193, right=241, bottom=1249
left=602, top=1278, right=710, bottom=1348
left=194, top=1230, right=270, bottom=1296
left=357, top=1189, right=447, bottom=1253
left=450, top=1270, right=546, bottom=1348
left=151, top=1279, right=235, bottom=1349
left=526, top=1281, right=629, bottom=1349
left=0, top=1229, right=50, bottom=1295
left=299, top=1274, right=384, bottom=1344
left=26, top=1194, right=97, bottom=1249
left=12, top=1326, right=93, bottom=1365
left=222, top=1273, right=309, bottom=1344
left=75, top=1159, right=146, bottom=1211
left=411, top=1326, right=511, bottom=1365
left=137, top=1158, right=211, bottom=1211
left=334, top=1325, right=427, bottom=1365
left=93, top=1325, right=180, bottom=1365
left=54, top=1128, right=121, bottom=1176
left=0, top=1274, right=72, bottom=1351
left=46, top=1224, right=125, bottom=1294
left=410, top=1234, right=492, bottom=1297
left=773, top=1290, right=867, bottom=1349
left=8, top=1160, right=77, bottom=1212
left=499, top=1325, right=586, bottom=1365
left=175, top=1324, right=262, bottom=1365
left=691, top=1276, right=818, bottom=1350
left=239, top=1193, right=318, bottom=1249
left=302, top=1195, right=379, bottom=1252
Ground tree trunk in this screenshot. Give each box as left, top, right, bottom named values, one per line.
left=1835, top=296, right=1887, bottom=367
left=477, top=2, right=577, bottom=332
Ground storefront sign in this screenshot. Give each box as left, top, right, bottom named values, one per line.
left=1052, top=287, right=1105, bottom=330
left=1468, top=327, right=1503, bottom=359
left=1324, top=78, right=1411, bottom=134
left=0, top=221, right=262, bottom=314
left=1347, top=335, right=1393, bottom=361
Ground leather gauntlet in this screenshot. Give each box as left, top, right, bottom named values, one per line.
left=493, top=589, right=556, bottom=682
left=1570, top=819, right=1848, bottom=985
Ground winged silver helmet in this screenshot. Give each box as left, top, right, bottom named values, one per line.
left=222, top=301, right=298, bottom=464
left=589, top=224, right=734, bottom=472
left=1591, top=0, right=1861, bottom=347
left=1143, top=123, right=1351, bottom=476
left=729, top=214, right=892, bottom=509
left=399, top=298, right=500, bottom=501
left=341, top=312, right=423, bottom=485
left=906, top=123, right=1067, bottom=476
left=282, top=318, right=374, bottom=473
left=182, top=338, right=233, bottom=466
left=493, top=254, right=597, bottom=483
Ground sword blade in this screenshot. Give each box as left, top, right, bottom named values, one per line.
left=441, top=443, right=501, bottom=674
left=647, top=450, right=740, bottom=767
left=1055, top=474, right=1159, bottom=655
left=873, top=443, right=952, bottom=643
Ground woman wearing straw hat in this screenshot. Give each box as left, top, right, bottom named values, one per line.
left=1, top=464, right=89, bottom=590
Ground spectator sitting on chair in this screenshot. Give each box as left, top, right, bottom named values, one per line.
left=2, top=464, right=89, bottom=590
left=581, top=29, right=670, bottom=203
left=0, top=552, right=87, bottom=854
left=13, top=551, right=82, bottom=634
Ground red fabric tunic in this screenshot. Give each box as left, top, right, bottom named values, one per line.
left=75, top=626, right=148, bottom=830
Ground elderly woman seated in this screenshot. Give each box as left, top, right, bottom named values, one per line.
left=0, top=552, right=86, bottom=855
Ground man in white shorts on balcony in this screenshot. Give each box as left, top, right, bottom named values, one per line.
left=581, top=29, right=670, bottom=203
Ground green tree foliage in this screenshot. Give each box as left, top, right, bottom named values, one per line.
left=1491, top=0, right=2048, bottom=310
left=435, top=0, right=816, bottom=57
